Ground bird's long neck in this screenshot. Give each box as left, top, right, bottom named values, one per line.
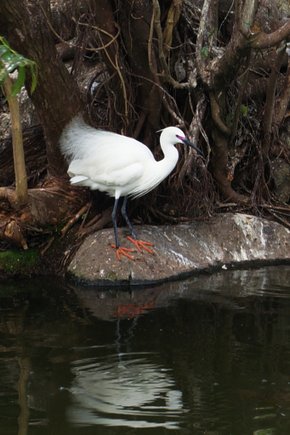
left=157, top=142, right=179, bottom=179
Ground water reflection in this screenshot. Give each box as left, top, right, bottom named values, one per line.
left=68, top=352, right=184, bottom=429
left=0, top=266, right=290, bottom=434
left=71, top=265, right=290, bottom=320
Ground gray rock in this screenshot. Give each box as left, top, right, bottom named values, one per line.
left=67, top=213, right=290, bottom=286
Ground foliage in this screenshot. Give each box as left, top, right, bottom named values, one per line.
left=0, top=36, right=37, bottom=95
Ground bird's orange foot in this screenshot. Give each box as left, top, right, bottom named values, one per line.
left=111, top=244, right=135, bottom=261
left=127, top=236, right=154, bottom=254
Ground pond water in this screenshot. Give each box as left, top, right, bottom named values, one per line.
left=1, top=265, right=290, bottom=435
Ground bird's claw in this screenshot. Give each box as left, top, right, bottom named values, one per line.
left=111, top=244, right=135, bottom=261
left=127, top=236, right=154, bottom=254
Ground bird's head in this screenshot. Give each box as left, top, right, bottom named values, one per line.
left=159, top=126, right=203, bottom=156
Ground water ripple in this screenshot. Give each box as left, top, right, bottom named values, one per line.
left=67, top=352, right=186, bottom=429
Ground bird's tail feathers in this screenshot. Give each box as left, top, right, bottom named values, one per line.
left=59, top=115, right=94, bottom=162
left=70, top=175, right=89, bottom=185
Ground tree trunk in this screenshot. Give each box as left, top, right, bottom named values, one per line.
left=119, top=0, right=162, bottom=132
left=0, top=0, right=83, bottom=176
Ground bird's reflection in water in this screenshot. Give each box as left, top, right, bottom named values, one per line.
left=67, top=349, right=186, bottom=429
left=68, top=289, right=186, bottom=430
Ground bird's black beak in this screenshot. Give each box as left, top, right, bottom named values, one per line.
left=176, top=135, right=204, bottom=157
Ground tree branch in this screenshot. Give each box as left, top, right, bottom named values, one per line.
left=262, top=46, right=285, bottom=153
left=151, top=0, right=191, bottom=89
left=163, top=0, right=183, bottom=58
left=251, top=20, right=290, bottom=49
left=195, top=0, right=217, bottom=86
left=274, top=52, right=290, bottom=127
left=197, top=0, right=258, bottom=90
left=209, top=92, right=231, bottom=136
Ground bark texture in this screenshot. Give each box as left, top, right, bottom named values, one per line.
left=0, top=0, right=83, bottom=176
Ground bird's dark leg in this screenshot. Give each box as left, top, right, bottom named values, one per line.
left=121, top=197, right=154, bottom=255
left=111, top=197, right=134, bottom=260
left=121, top=196, right=137, bottom=238
left=112, top=197, right=120, bottom=248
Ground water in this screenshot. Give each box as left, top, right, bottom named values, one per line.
left=0, top=265, right=290, bottom=435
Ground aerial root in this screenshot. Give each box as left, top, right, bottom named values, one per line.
left=61, top=202, right=91, bottom=237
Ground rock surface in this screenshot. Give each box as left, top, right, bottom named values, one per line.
left=67, top=213, right=290, bottom=286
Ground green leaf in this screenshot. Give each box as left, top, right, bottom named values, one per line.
left=0, top=45, right=9, bottom=57
left=0, top=63, right=8, bottom=83
left=11, top=65, right=25, bottom=96
left=29, top=63, right=37, bottom=93
left=240, top=104, right=248, bottom=117
left=0, top=36, right=11, bottom=51
left=0, top=36, right=37, bottom=93
left=200, top=46, right=209, bottom=59
left=1, top=50, right=17, bottom=67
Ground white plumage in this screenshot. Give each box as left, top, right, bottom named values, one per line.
left=60, top=116, right=200, bottom=259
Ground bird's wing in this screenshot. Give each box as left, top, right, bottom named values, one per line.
left=106, top=162, right=143, bottom=186
left=68, top=158, right=143, bottom=187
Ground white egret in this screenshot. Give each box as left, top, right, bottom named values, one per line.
left=60, top=116, right=201, bottom=260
